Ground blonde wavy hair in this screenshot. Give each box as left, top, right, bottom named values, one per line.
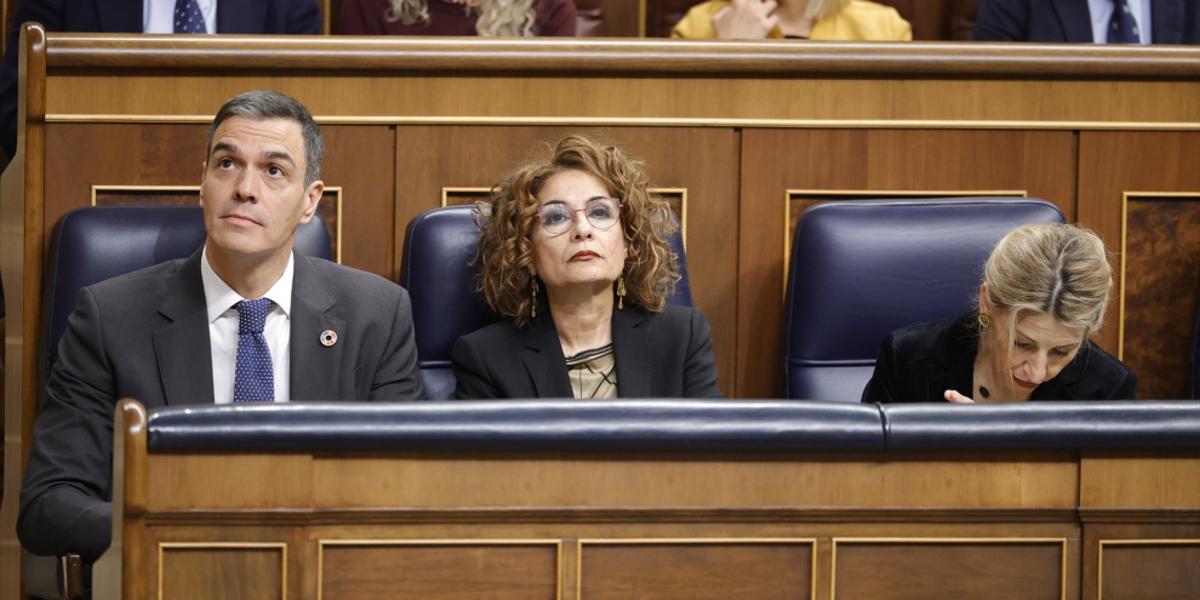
left=386, top=0, right=536, bottom=36
left=982, top=223, right=1113, bottom=347
left=476, top=135, right=680, bottom=326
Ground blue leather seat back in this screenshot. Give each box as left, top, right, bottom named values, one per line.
left=784, top=197, right=1064, bottom=402
left=400, top=204, right=692, bottom=400
left=44, top=205, right=332, bottom=370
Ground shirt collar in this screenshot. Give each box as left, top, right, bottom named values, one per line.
left=200, top=245, right=295, bottom=323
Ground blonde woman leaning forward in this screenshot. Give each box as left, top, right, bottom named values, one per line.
left=451, top=135, right=722, bottom=400
left=672, top=0, right=910, bottom=40
left=863, top=223, right=1137, bottom=404
left=337, top=0, right=576, bottom=36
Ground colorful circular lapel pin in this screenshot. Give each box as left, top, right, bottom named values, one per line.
left=320, top=330, right=338, bottom=347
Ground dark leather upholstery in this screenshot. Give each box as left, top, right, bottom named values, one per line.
left=43, top=205, right=333, bottom=371
left=144, top=400, right=1200, bottom=453
left=399, top=205, right=692, bottom=400
left=882, top=402, right=1200, bottom=451
left=147, top=400, right=887, bottom=452
left=1193, top=274, right=1200, bottom=399
left=784, top=198, right=1064, bottom=402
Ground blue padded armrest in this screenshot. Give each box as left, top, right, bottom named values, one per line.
left=882, top=402, right=1200, bottom=451
left=146, top=400, right=887, bottom=453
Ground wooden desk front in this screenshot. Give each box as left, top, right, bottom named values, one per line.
left=92, top=401, right=1200, bottom=600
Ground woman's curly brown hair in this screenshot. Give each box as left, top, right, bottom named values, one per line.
left=475, top=135, right=680, bottom=327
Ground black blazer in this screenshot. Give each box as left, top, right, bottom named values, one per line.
left=451, top=304, right=723, bottom=399
left=19, top=251, right=422, bottom=561
left=862, top=313, right=1137, bottom=404
left=973, top=0, right=1199, bottom=43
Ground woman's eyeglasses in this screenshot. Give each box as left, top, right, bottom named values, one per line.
left=537, top=197, right=622, bottom=235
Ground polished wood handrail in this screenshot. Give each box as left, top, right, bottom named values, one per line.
left=42, top=32, right=1200, bottom=79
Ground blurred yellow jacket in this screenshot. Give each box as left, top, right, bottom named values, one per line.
left=671, top=0, right=912, bottom=40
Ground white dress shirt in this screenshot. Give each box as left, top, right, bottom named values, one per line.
left=201, top=246, right=293, bottom=404
left=1087, top=0, right=1152, bottom=44
left=144, top=0, right=218, bottom=34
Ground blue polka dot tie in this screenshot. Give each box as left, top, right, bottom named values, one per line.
left=233, top=298, right=274, bottom=403
left=174, top=0, right=207, bottom=33
left=1108, top=0, right=1140, bottom=43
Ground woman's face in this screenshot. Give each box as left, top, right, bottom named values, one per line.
left=530, top=169, right=627, bottom=300
left=983, top=307, right=1085, bottom=396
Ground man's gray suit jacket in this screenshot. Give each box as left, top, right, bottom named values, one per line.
left=18, top=250, right=423, bottom=560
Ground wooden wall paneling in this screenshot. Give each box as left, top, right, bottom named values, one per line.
left=578, top=539, right=815, bottom=600
left=737, top=129, right=1076, bottom=398
left=318, top=126, right=395, bottom=277
left=308, top=452, right=1078, bottom=510
left=319, top=540, right=559, bottom=599
left=393, top=125, right=739, bottom=396
left=159, top=543, right=286, bottom=600
left=1079, top=523, right=1200, bottom=600
left=43, top=123, right=394, bottom=278
left=603, top=0, right=644, bottom=36
left=1077, top=132, right=1200, bottom=400
left=1097, top=540, right=1200, bottom=600
left=831, top=538, right=1068, bottom=600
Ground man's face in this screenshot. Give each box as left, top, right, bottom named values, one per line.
left=199, top=116, right=322, bottom=263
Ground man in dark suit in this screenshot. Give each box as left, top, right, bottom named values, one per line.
left=0, top=0, right=322, bottom=163
left=973, top=0, right=1200, bottom=44
left=17, top=90, right=423, bottom=561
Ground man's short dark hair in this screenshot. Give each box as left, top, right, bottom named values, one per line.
left=206, top=90, right=324, bottom=186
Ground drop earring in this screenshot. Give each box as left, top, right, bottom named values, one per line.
left=530, top=277, right=539, bottom=319
left=616, top=275, right=626, bottom=310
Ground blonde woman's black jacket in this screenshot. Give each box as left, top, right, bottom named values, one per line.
left=863, top=313, right=1138, bottom=404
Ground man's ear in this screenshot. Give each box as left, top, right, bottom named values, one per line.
left=298, top=179, right=324, bottom=223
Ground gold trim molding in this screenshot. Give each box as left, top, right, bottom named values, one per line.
left=577, top=537, right=817, bottom=600
left=89, top=184, right=345, bottom=263
left=44, top=114, right=1200, bottom=131
left=1117, top=191, right=1200, bottom=361
left=156, top=542, right=287, bottom=600
left=1097, top=538, right=1200, bottom=600
left=830, top=537, right=1068, bottom=600
left=315, top=538, right=562, bottom=600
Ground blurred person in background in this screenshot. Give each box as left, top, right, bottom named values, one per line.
left=672, top=0, right=910, bottom=40
left=337, top=0, right=576, bottom=36
left=974, top=0, right=1200, bottom=44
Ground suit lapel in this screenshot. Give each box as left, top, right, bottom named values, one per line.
left=217, top=0, right=266, bottom=33
left=520, top=313, right=573, bottom=398
left=96, top=0, right=142, bottom=32
left=153, top=252, right=215, bottom=406
left=1053, top=0, right=1095, bottom=42
left=289, top=254, right=344, bottom=401
left=1152, top=0, right=1184, bottom=43
left=612, top=307, right=650, bottom=398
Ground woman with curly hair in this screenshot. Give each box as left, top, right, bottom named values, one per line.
left=451, top=135, right=722, bottom=399
left=337, top=0, right=576, bottom=36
